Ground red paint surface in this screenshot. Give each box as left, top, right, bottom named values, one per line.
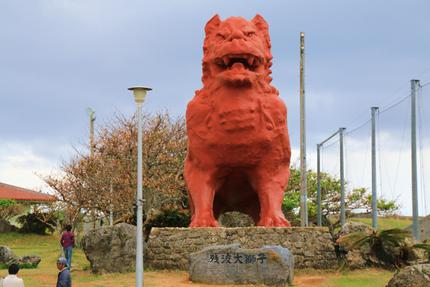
left=184, top=14, right=291, bottom=227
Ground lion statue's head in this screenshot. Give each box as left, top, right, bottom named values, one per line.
left=201, top=14, right=276, bottom=93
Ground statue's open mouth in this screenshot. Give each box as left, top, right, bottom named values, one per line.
left=214, top=54, right=262, bottom=72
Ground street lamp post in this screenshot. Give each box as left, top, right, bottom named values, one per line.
left=128, top=86, right=152, bottom=287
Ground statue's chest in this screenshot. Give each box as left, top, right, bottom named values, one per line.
left=211, top=93, right=262, bottom=133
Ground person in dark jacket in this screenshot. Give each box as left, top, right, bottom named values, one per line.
left=60, top=225, right=75, bottom=270
left=56, top=258, right=71, bottom=287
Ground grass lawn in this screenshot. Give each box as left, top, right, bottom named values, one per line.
left=0, top=232, right=395, bottom=287
left=350, top=217, right=412, bottom=230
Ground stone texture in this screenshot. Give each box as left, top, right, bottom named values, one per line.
left=81, top=223, right=138, bottom=273
left=0, top=246, right=18, bottom=265
left=146, top=227, right=337, bottom=270
left=218, top=212, right=255, bottom=227
left=189, top=244, right=293, bottom=286
left=336, top=221, right=373, bottom=240
left=19, top=255, right=41, bottom=267
left=405, top=215, right=430, bottom=241
left=336, top=222, right=374, bottom=269
left=0, top=246, right=41, bottom=268
left=386, top=264, right=430, bottom=287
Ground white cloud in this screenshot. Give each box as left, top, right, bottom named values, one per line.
left=0, top=141, right=70, bottom=193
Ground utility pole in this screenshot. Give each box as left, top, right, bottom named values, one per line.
left=317, top=144, right=322, bottom=226
left=86, top=108, right=96, bottom=157
left=339, top=127, right=346, bottom=226
left=299, top=31, right=308, bottom=227
left=86, top=108, right=96, bottom=228
left=371, top=107, right=379, bottom=230
left=109, top=180, right=114, bottom=226
left=411, top=79, right=420, bottom=240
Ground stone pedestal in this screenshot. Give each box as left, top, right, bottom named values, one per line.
left=145, top=227, right=337, bottom=270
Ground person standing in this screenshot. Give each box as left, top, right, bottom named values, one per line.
left=2, top=264, right=25, bottom=287
left=60, top=225, right=75, bottom=270
left=56, top=258, right=71, bottom=287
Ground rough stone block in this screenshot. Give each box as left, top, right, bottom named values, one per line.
left=189, top=244, right=293, bottom=286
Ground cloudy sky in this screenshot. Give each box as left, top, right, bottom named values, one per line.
left=1, top=0, right=429, bottom=215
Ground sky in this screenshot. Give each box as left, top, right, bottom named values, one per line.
left=1, top=0, right=430, bottom=216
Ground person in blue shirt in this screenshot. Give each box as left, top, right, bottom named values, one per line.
left=56, top=258, right=71, bottom=287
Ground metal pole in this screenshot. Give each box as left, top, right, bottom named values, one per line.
left=411, top=79, right=420, bottom=240
left=136, top=102, right=144, bottom=287
left=339, top=127, right=346, bottom=226
left=371, top=107, right=379, bottom=230
left=89, top=111, right=95, bottom=158
left=299, top=32, right=308, bottom=227
left=109, top=180, right=114, bottom=226
left=317, top=144, right=322, bottom=226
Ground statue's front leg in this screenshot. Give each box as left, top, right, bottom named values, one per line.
left=250, top=168, right=291, bottom=227
left=185, top=163, right=219, bottom=227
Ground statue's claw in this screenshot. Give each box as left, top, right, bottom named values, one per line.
left=190, top=216, right=220, bottom=228
left=257, top=215, right=291, bottom=227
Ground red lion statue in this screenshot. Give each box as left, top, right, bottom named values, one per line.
left=184, top=14, right=291, bottom=227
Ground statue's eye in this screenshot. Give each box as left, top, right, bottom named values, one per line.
left=246, top=31, right=256, bottom=37
left=216, top=33, right=226, bottom=40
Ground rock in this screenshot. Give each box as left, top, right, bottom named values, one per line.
left=0, top=246, right=18, bottom=264
left=218, top=212, right=255, bottom=227
left=189, top=244, right=294, bottom=286
left=18, top=255, right=41, bottom=267
left=0, top=246, right=40, bottom=268
left=81, top=223, right=138, bottom=273
left=337, top=221, right=373, bottom=240
left=336, top=222, right=374, bottom=269
left=386, top=264, right=430, bottom=287
left=345, top=250, right=368, bottom=269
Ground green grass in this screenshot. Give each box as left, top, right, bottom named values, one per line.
left=350, top=217, right=412, bottom=230
left=326, top=269, right=393, bottom=287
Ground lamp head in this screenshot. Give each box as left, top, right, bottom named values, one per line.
left=128, top=86, right=152, bottom=104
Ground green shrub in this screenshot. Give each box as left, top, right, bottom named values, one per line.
left=0, top=199, right=23, bottom=221
left=0, top=262, right=38, bottom=270
left=18, top=213, right=57, bottom=235
left=145, top=210, right=190, bottom=228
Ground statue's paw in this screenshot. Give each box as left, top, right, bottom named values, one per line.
left=190, top=217, right=220, bottom=228
left=258, top=215, right=291, bottom=227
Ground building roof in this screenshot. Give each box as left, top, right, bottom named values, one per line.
left=0, top=182, right=56, bottom=202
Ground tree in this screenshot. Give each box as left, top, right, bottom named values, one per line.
left=283, top=169, right=399, bottom=225
left=43, top=112, right=188, bottom=228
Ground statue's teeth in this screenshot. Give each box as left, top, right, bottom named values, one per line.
left=223, top=56, right=229, bottom=66
left=247, top=56, right=255, bottom=66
